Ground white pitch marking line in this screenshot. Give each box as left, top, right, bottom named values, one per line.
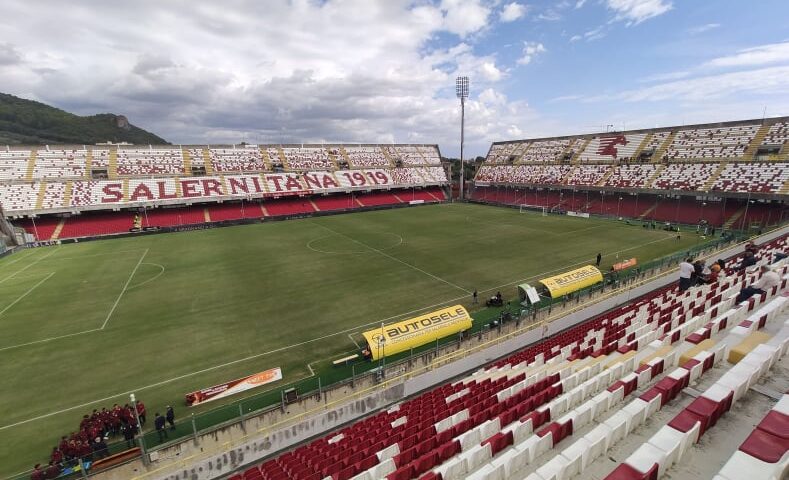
left=0, top=247, right=59, bottom=285
left=0, top=272, right=55, bottom=317
left=313, top=222, right=471, bottom=294
left=306, top=362, right=315, bottom=376
left=0, top=249, right=37, bottom=269
left=55, top=249, right=149, bottom=261
left=348, top=333, right=361, bottom=349
left=0, top=328, right=101, bottom=353
left=100, top=248, right=149, bottom=330
left=0, top=232, right=695, bottom=428
left=126, top=263, right=165, bottom=291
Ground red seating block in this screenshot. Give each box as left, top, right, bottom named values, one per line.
left=537, top=419, right=573, bottom=447
left=482, top=431, right=514, bottom=455
left=668, top=410, right=707, bottom=437
left=419, top=472, right=443, bottom=480
left=604, top=462, right=659, bottom=480
left=758, top=411, right=789, bottom=439
left=739, top=428, right=789, bottom=463
left=387, top=464, right=415, bottom=480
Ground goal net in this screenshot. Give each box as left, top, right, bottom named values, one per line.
left=519, top=204, right=547, bottom=216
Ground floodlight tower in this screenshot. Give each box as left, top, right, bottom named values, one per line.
left=456, top=76, right=469, bottom=200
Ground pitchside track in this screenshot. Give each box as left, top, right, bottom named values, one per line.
left=0, top=203, right=706, bottom=475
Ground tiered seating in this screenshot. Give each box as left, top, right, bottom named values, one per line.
left=762, top=122, right=789, bottom=146
left=578, top=134, right=646, bottom=163
left=712, top=163, right=789, bottom=193
left=0, top=150, right=29, bottom=181
left=565, top=165, right=610, bottom=186
left=206, top=148, right=267, bottom=173
left=207, top=202, right=263, bottom=222
left=33, top=149, right=88, bottom=179
left=484, top=143, right=529, bottom=164
left=666, top=125, right=758, bottom=160
left=276, top=148, right=334, bottom=170
left=652, top=163, right=718, bottom=191
left=644, top=131, right=671, bottom=154
left=15, top=217, right=60, bottom=241
left=57, top=212, right=134, bottom=238
left=116, top=148, right=184, bottom=176
left=385, top=146, right=441, bottom=166
left=604, top=164, right=657, bottom=188
left=144, top=207, right=205, bottom=226
left=356, top=192, right=404, bottom=207
left=263, top=198, right=316, bottom=216
left=346, top=147, right=390, bottom=168
left=312, top=195, right=356, bottom=212
left=521, top=139, right=572, bottom=163
left=0, top=183, right=39, bottom=211
left=223, top=236, right=787, bottom=480
left=715, top=394, right=789, bottom=480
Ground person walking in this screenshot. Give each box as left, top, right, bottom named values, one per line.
left=154, top=413, right=168, bottom=441
left=678, top=258, right=694, bottom=292
left=596, top=253, right=602, bottom=267
left=166, top=406, right=175, bottom=431
left=472, top=289, right=478, bottom=304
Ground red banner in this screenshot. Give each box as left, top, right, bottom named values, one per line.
left=612, top=258, right=638, bottom=271
left=185, top=367, right=282, bottom=406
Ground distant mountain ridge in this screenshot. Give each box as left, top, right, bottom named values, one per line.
left=0, top=92, right=168, bottom=145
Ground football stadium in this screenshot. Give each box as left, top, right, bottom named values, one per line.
left=2, top=2, right=789, bottom=480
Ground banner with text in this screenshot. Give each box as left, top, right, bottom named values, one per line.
left=185, top=367, right=282, bottom=406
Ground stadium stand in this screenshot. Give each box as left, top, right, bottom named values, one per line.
left=0, top=144, right=448, bottom=240
left=221, top=235, right=789, bottom=480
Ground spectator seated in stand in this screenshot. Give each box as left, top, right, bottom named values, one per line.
left=735, top=265, right=780, bottom=303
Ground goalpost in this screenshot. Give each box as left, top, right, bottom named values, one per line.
left=519, top=204, right=547, bottom=216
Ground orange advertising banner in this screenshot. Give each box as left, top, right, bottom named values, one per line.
left=185, top=367, right=282, bottom=406
left=612, top=258, right=638, bottom=271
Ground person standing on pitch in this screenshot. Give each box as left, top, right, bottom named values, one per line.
left=472, top=289, right=478, bottom=304
left=154, top=413, right=167, bottom=441
left=166, top=406, right=175, bottom=430
left=596, top=253, right=602, bottom=267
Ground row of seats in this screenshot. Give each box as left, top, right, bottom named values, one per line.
left=16, top=188, right=446, bottom=240
left=226, top=237, right=787, bottom=480
left=0, top=168, right=448, bottom=214
left=474, top=162, right=789, bottom=194
left=483, top=120, right=789, bottom=165
left=0, top=145, right=442, bottom=182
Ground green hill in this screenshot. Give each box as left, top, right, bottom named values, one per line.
left=0, top=92, right=168, bottom=145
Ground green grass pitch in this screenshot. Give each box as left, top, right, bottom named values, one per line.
left=0, top=203, right=707, bottom=476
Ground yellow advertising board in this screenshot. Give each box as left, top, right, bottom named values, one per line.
left=538, top=265, right=603, bottom=298
left=361, top=305, right=472, bottom=361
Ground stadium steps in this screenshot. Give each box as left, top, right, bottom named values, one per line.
left=85, top=148, right=93, bottom=178
left=780, top=179, right=789, bottom=195
left=392, top=192, right=406, bottom=203
left=339, top=146, right=353, bottom=166
left=631, top=133, right=653, bottom=161
left=310, top=199, right=321, bottom=211
left=276, top=146, right=290, bottom=169
left=380, top=146, right=396, bottom=167
left=560, top=166, right=578, bottom=185
left=108, top=147, right=118, bottom=179
left=743, top=124, right=771, bottom=159
left=701, top=161, right=729, bottom=192
left=182, top=148, right=193, bottom=175
left=203, top=207, right=211, bottom=223
left=25, top=149, right=37, bottom=182
left=722, top=206, right=748, bottom=230
left=570, top=139, right=590, bottom=164
left=35, top=182, right=47, bottom=210
left=642, top=164, right=666, bottom=189
left=259, top=146, right=273, bottom=171
left=259, top=203, right=269, bottom=216
left=651, top=131, right=676, bottom=163
left=427, top=189, right=444, bottom=202
left=50, top=218, right=66, bottom=240
left=595, top=167, right=615, bottom=187
left=201, top=148, right=214, bottom=175
left=776, top=142, right=789, bottom=162
left=326, top=147, right=340, bottom=170
left=62, top=181, right=73, bottom=208
left=638, top=202, right=659, bottom=220
left=515, top=142, right=533, bottom=164
left=354, top=197, right=364, bottom=207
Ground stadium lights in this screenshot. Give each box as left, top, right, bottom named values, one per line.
left=456, top=76, right=469, bottom=201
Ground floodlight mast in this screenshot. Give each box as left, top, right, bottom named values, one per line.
left=456, top=76, right=469, bottom=200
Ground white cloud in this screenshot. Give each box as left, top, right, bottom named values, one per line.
left=0, top=0, right=529, bottom=157
left=584, top=25, right=608, bottom=41
left=535, top=9, right=562, bottom=21
left=688, top=23, right=720, bottom=34
left=569, top=35, right=582, bottom=42
left=639, top=70, right=691, bottom=83
left=575, top=0, right=588, bottom=8
left=440, top=0, right=491, bottom=37
left=500, top=2, right=527, bottom=22
left=517, top=42, right=547, bottom=65
left=606, top=0, right=673, bottom=25
left=704, top=41, right=789, bottom=68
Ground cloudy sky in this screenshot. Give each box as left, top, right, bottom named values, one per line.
left=2, top=0, right=789, bottom=157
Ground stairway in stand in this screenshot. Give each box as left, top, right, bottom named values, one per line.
left=595, top=166, right=615, bottom=187
left=701, top=161, right=729, bottom=192
left=743, top=124, right=771, bottom=159
left=643, top=164, right=666, bottom=189
left=182, top=148, right=193, bottom=175
left=631, top=133, right=652, bottom=161
left=25, top=149, right=37, bottom=182
left=202, top=148, right=214, bottom=175
left=570, top=139, right=590, bottom=164
left=50, top=218, right=67, bottom=240
left=638, top=202, right=659, bottom=220
left=722, top=206, right=747, bottom=230
left=651, top=131, right=675, bottom=163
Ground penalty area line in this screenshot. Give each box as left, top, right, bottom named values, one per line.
left=101, top=248, right=148, bottom=330
left=0, top=272, right=55, bottom=317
